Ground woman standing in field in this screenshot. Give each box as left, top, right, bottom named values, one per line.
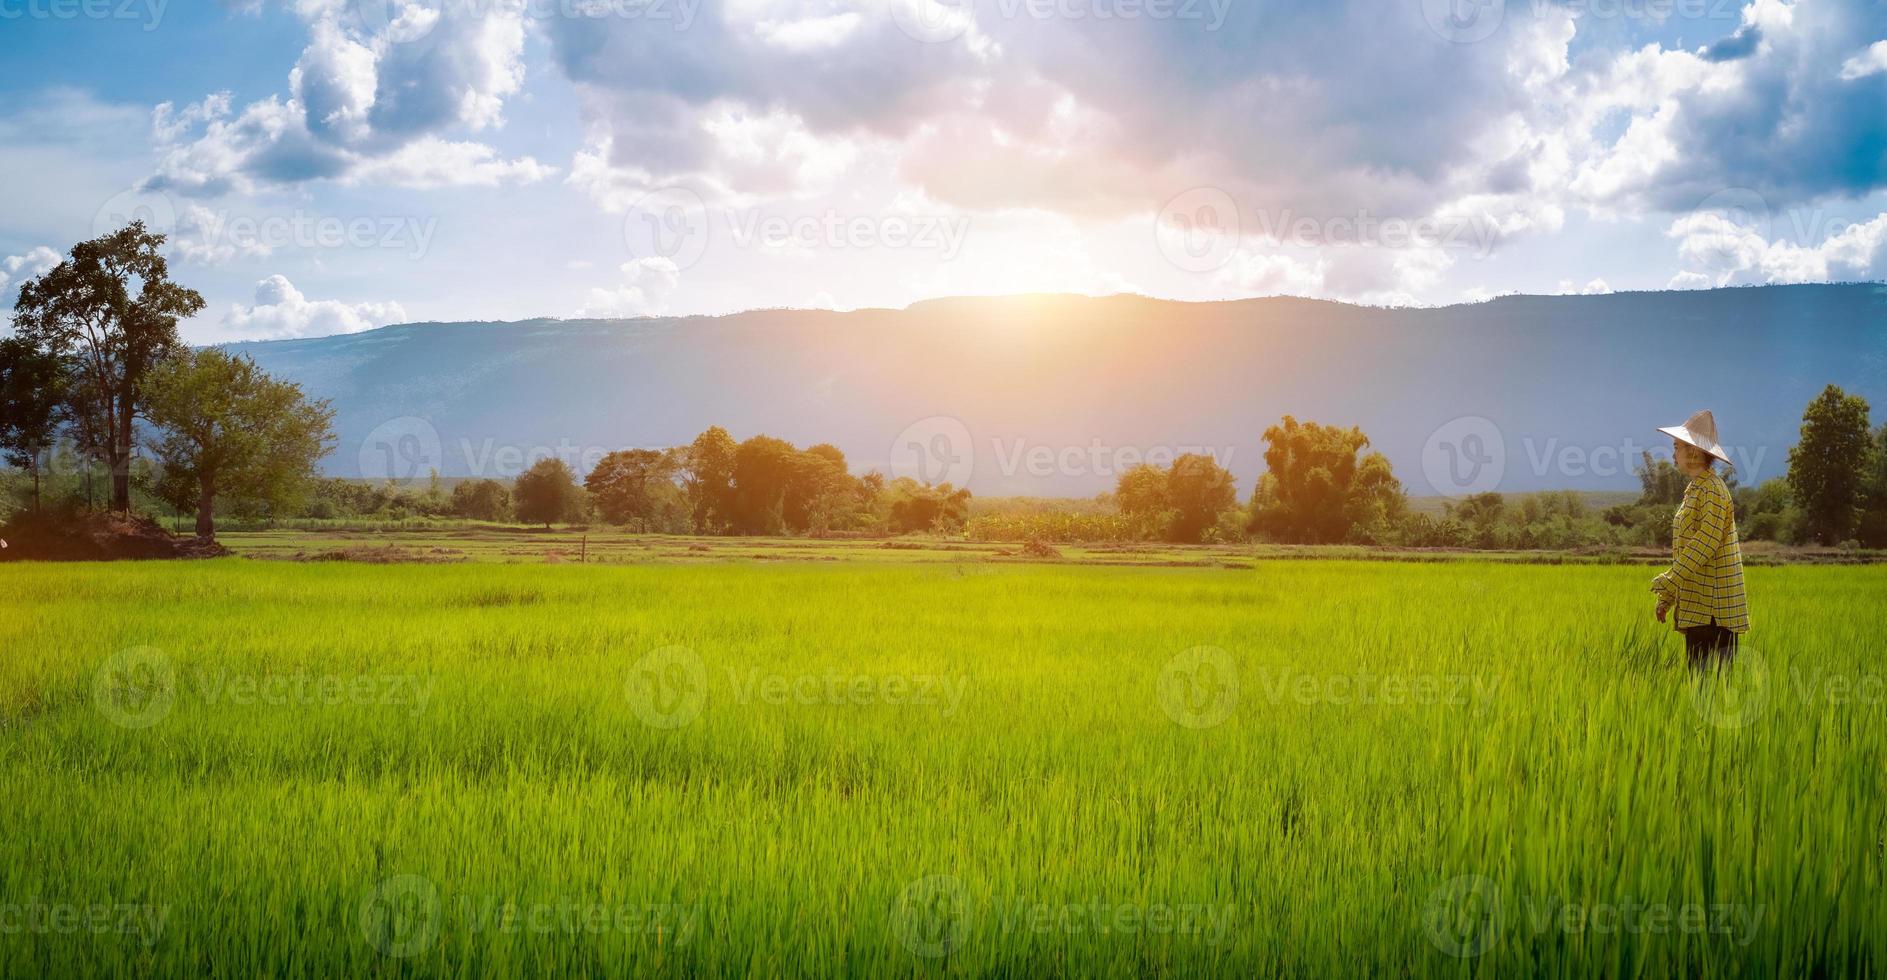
left=1651, top=410, right=1749, bottom=671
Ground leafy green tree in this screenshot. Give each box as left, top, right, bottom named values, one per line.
left=730, top=435, right=800, bottom=534
left=1633, top=450, right=1687, bottom=505
left=514, top=457, right=582, bottom=528
left=1859, top=423, right=1887, bottom=547
left=141, top=349, right=336, bottom=539
left=785, top=443, right=868, bottom=534
left=1163, top=454, right=1238, bottom=543
left=1736, top=478, right=1801, bottom=543
left=1248, top=416, right=1405, bottom=543
left=11, top=222, right=205, bottom=511
left=0, top=336, right=68, bottom=511
left=885, top=478, right=972, bottom=533
left=1787, top=385, right=1872, bottom=544
left=683, top=426, right=737, bottom=532
left=450, top=478, right=512, bottom=522
left=586, top=448, right=688, bottom=530
left=1113, top=463, right=1169, bottom=531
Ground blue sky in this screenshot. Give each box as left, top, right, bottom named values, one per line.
left=1, top=0, right=1883, bottom=344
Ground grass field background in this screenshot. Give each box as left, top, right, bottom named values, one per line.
left=1, top=557, right=1882, bottom=977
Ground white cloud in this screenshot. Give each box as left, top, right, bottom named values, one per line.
left=1840, top=40, right=1887, bottom=80
left=345, top=137, right=555, bottom=189
left=148, top=2, right=536, bottom=195
left=170, top=204, right=275, bottom=265
left=576, top=257, right=682, bottom=318
left=1667, top=210, right=1887, bottom=286
left=222, top=274, right=406, bottom=338
left=1216, top=249, right=1324, bottom=298
left=0, top=246, right=61, bottom=318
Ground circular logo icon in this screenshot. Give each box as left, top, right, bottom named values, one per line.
left=92, top=186, right=179, bottom=240
left=625, top=646, right=708, bottom=729
left=358, top=416, right=443, bottom=485
left=1422, top=874, right=1502, bottom=958
left=354, top=0, right=442, bottom=44
left=1422, top=416, right=1505, bottom=496
left=360, top=875, right=443, bottom=958
left=1689, top=645, right=1768, bottom=730
left=1156, top=645, right=1239, bottom=729
left=888, top=416, right=974, bottom=488
left=624, top=187, right=710, bottom=271
left=1154, top=187, right=1240, bottom=273
left=891, top=875, right=970, bottom=958
left=1694, top=187, right=1771, bottom=241
left=93, top=646, right=176, bottom=729
left=1420, top=0, right=1505, bottom=43
left=892, top=0, right=972, bottom=43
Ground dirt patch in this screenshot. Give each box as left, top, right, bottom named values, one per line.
left=279, top=545, right=466, bottom=564
left=0, top=510, right=228, bottom=561
left=1020, top=539, right=1063, bottom=559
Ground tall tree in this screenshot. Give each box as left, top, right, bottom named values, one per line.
left=141, top=349, right=336, bottom=539
left=785, top=443, right=864, bottom=534
left=586, top=448, right=687, bottom=530
left=1787, top=385, right=1872, bottom=545
left=1163, top=453, right=1239, bottom=544
left=514, top=457, right=582, bottom=528
left=11, top=222, right=204, bottom=512
left=1633, top=450, right=1687, bottom=505
left=450, top=479, right=512, bottom=522
left=683, top=426, right=737, bottom=533
left=0, top=336, right=67, bottom=512
left=730, top=434, right=800, bottom=534
left=1856, top=423, right=1887, bottom=547
left=1248, top=415, right=1405, bottom=543
left=1113, top=463, right=1169, bottom=527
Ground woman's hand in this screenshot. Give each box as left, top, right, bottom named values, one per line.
left=1655, top=600, right=1671, bottom=624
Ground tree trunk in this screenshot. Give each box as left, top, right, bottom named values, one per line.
left=112, top=400, right=134, bottom=512
left=195, top=474, right=216, bottom=540
left=30, top=456, right=41, bottom=513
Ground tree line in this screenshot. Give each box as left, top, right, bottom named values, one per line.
left=6, top=226, right=1884, bottom=550
left=433, top=430, right=971, bottom=536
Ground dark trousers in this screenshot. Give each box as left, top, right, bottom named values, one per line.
left=1684, top=622, right=1737, bottom=672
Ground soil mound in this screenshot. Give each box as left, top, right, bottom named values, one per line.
left=0, top=510, right=228, bottom=561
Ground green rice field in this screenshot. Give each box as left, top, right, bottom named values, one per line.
left=1, top=555, right=1883, bottom=977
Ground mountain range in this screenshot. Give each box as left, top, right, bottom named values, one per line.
left=225, top=284, right=1887, bottom=498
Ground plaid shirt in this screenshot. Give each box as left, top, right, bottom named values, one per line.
left=1651, top=470, right=1749, bottom=633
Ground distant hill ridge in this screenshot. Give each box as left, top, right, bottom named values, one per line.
left=226, top=284, right=1887, bottom=497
